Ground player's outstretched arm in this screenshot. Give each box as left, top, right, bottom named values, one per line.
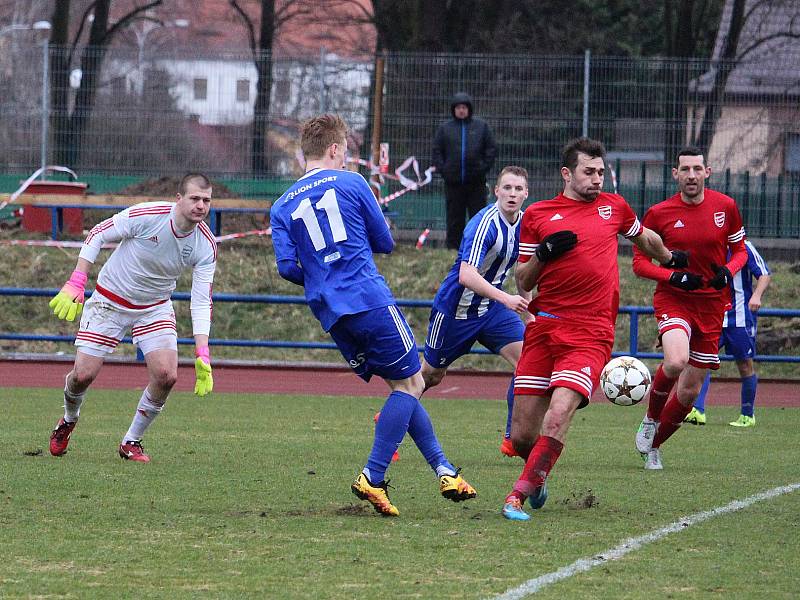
left=49, top=257, right=92, bottom=322
left=749, top=273, right=771, bottom=312
left=631, top=228, right=698, bottom=287
left=458, top=262, right=529, bottom=314
left=515, top=258, right=541, bottom=294
left=630, top=227, right=673, bottom=265
left=193, top=335, right=213, bottom=397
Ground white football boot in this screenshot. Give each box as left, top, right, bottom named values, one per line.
left=644, top=448, right=663, bottom=470
left=635, top=415, right=658, bottom=457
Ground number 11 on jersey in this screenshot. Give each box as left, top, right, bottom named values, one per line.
left=291, top=188, right=348, bottom=251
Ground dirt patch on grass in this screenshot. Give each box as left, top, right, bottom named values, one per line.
left=561, top=489, right=599, bottom=509
left=118, top=176, right=235, bottom=197
left=335, top=504, right=373, bottom=516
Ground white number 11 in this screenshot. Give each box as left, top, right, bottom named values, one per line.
left=290, top=188, right=347, bottom=251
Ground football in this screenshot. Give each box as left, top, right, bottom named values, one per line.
left=600, top=356, right=652, bottom=406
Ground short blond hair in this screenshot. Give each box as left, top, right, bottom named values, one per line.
left=497, top=165, right=528, bottom=186
left=301, top=114, right=348, bottom=160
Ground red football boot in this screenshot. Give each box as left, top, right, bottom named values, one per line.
left=500, top=437, right=519, bottom=458
left=50, top=418, right=77, bottom=456
left=118, top=440, right=151, bottom=463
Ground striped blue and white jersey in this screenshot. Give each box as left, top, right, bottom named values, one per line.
left=432, top=202, right=520, bottom=319
left=723, top=240, right=770, bottom=329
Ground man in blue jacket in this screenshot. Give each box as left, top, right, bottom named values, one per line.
left=432, top=92, right=498, bottom=249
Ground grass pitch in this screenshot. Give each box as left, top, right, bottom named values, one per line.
left=1, top=388, right=798, bottom=599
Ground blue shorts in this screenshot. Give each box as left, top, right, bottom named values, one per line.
left=719, top=325, right=756, bottom=361
left=329, top=305, right=421, bottom=382
left=424, top=304, right=524, bottom=369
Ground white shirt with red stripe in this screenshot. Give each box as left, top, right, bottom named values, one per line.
left=518, top=192, right=642, bottom=327
left=79, top=202, right=217, bottom=335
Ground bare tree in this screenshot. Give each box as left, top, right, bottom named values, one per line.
left=228, top=0, right=322, bottom=175
left=662, top=0, right=720, bottom=160
left=49, top=0, right=164, bottom=166
left=694, top=0, right=800, bottom=152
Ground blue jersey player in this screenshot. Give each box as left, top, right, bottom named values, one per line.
left=422, top=166, right=531, bottom=458
left=270, top=114, right=476, bottom=516
left=686, top=240, right=771, bottom=427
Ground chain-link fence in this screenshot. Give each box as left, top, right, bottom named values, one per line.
left=1, top=44, right=799, bottom=236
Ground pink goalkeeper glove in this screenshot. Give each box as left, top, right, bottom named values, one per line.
left=49, top=270, right=88, bottom=321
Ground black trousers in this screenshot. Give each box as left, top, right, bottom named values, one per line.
left=444, top=180, right=488, bottom=249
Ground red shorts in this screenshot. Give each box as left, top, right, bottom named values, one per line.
left=514, top=316, right=613, bottom=408
left=653, top=292, right=726, bottom=370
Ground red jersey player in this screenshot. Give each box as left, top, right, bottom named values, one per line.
left=501, top=137, right=686, bottom=521
left=632, top=147, right=747, bottom=470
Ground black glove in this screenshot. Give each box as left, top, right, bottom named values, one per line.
left=708, top=263, right=733, bottom=290
left=669, top=271, right=703, bottom=291
left=661, top=250, right=689, bottom=269
left=535, top=230, right=578, bottom=262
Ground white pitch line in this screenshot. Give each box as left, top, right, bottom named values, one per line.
left=490, top=482, right=800, bottom=600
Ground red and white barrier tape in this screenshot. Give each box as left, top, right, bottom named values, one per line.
left=0, top=229, right=273, bottom=248
left=297, top=149, right=436, bottom=206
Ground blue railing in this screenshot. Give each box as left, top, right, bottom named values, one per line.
left=1, top=287, right=798, bottom=363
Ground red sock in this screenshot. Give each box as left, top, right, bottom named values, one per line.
left=511, top=435, right=563, bottom=499
left=515, top=435, right=538, bottom=461
left=651, top=394, right=693, bottom=448
left=648, top=365, right=677, bottom=420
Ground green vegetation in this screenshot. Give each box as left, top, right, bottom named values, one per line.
left=1, top=233, right=798, bottom=377
left=1, top=389, right=798, bottom=599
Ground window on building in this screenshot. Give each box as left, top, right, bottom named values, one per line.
left=193, top=78, right=207, bottom=101
left=236, top=79, right=250, bottom=102
left=785, top=133, right=800, bottom=173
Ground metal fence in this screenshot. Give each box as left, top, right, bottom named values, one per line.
left=2, top=44, right=800, bottom=235
left=2, top=287, right=799, bottom=364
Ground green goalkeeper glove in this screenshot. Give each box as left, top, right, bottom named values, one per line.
left=49, top=270, right=88, bottom=322
left=194, top=348, right=213, bottom=396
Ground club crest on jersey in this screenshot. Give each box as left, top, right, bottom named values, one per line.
left=597, top=205, right=612, bottom=220
left=714, top=211, right=725, bottom=228
left=181, top=245, right=193, bottom=260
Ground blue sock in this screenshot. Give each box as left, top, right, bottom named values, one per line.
left=694, top=372, right=710, bottom=413
left=364, top=391, right=417, bottom=484
left=406, top=401, right=455, bottom=477
left=504, top=378, right=514, bottom=439
left=741, top=374, right=757, bottom=417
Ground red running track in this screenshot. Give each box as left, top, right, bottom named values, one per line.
left=1, top=359, right=798, bottom=406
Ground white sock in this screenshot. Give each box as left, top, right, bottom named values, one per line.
left=435, top=464, right=456, bottom=478
left=64, top=375, right=85, bottom=422
left=123, top=388, right=164, bottom=443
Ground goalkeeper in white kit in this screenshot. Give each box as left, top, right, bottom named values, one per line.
left=47, top=173, right=217, bottom=463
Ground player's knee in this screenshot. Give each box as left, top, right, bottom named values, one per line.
left=151, top=368, right=178, bottom=391
left=70, top=367, right=97, bottom=390
left=737, top=359, right=754, bottom=377
left=510, top=432, right=534, bottom=457
left=408, top=372, right=425, bottom=397
left=424, top=369, right=445, bottom=388
left=662, top=355, right=688, bottom=377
